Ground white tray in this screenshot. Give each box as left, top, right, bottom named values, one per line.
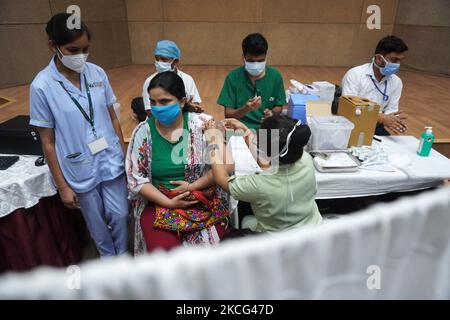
left=311, top=151, right=361, bottom=173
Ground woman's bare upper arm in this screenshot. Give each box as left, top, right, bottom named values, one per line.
left=37, top=127, right=55, bottom=145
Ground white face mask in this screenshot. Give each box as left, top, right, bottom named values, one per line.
left=244, top=60, right=266, bottom=77
left=57, top=47, right=88, bottom=73
left=155, top=60, right=174, bottom=73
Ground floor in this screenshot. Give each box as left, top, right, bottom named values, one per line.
left=1, top=65, right=450, bottom=142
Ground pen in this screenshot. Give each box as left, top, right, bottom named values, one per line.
left=373, top=136, right=382, bottom=142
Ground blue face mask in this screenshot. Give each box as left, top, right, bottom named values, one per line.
left=375, top=55, right=400, bottom=76
left=151, top=103, right=181, bottom=126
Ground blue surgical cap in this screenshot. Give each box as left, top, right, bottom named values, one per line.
left=154, top=40, right=181, bottom=59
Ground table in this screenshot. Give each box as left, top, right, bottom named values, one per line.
left=0, top=155, right=56, bottom=217
left=0, top=155, right=86, bottom=272
left=229, top=136, right=450, bottom=199
left=315, top=136, right=450, bottom=199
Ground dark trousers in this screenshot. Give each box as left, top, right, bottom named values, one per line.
left=375, top=123, right=391, bottom=136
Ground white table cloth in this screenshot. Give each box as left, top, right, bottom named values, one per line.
left=0, top=155, right=56, bottom=218
left=315, top=136, right=450, bottom=198
left=230, top=136, right=450, bottom=199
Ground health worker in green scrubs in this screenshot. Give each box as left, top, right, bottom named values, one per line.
left=217, top=33, right=286, bottom=130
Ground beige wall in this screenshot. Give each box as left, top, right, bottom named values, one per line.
left=2, top=0, right=449, bottom=88
left=126, top=0, right=398, bottom=66
left=393, top=0, right=450, bottom=75
left=0, top=0, right=131, bottom=88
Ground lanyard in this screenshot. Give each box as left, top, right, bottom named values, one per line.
left=370, top=76, right=389, bottom=102
left=58, top=75, right=96, bottom=135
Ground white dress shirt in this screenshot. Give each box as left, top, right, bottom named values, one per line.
left=341, top=62, right=403, bottom=114
left=142, top=69, right=202, bottom=111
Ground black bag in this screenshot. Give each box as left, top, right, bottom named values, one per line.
left=131, top=97, right=147, bottom=123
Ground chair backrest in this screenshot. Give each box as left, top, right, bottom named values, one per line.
left=131, top=97, right=147, bottom=123
left=331, top=84, right=342, bottom=115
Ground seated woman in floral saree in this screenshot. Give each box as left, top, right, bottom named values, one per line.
left=126, top=71, right=234, bottom=255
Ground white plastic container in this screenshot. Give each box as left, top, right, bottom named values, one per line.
left=309, top=115, right=354, bottom=151
left=312, top=81, right=335, bottom=102
left=305, top=84, right=320, bottom=96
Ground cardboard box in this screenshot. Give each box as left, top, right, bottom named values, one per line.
left=306, top=100, right=332, bottom=117
left=337, top=96, right=380, bottom=147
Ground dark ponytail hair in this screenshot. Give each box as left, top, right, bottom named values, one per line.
left=260, top=115, right=311, bottom=165
left=148, top=71, right=196, bottom=112
left=46, top=13, right=91, bottom=46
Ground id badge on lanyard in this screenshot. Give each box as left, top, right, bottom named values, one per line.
left=88, top=137, right=108, bottom=155
left=58, top=74, right=109, bottom=155
left=370, top=76, right=389, bottom=102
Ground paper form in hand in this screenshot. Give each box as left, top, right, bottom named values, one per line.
left=228, top=136, right=262, bottom=176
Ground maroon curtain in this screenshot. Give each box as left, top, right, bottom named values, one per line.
left=0, top=194, right=87, bottom=273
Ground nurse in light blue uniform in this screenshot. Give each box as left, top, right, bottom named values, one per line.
left=29, top=13, right=128, bottom=257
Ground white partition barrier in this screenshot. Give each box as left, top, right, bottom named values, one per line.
left=0, top=186, right=449, bottom=299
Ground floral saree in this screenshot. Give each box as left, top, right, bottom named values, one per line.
left=125, top=112, right=229, bottom=255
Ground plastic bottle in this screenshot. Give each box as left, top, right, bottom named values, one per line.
left=417, top=126, right=435, bottom=157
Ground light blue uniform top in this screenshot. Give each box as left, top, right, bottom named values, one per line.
left=29, top=58, right=124, bottom=194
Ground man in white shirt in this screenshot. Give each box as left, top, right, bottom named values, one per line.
left=142, top=40, right=202, bottom=112
left=342, top=36, right=408, bottom=135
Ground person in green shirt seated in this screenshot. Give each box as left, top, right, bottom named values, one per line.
left=204, top=116, right=322, bottom=233
left=126, top=71, right=234, bottom=254
left=217, top=33, right=287, bottom=130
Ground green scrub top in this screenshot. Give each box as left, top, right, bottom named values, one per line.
left=217, top=66, right=287, bottom=130
left=148, top=112, right=188, bottom=189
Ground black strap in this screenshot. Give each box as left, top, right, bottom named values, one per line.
left=58, top=75, right=95, bottom=133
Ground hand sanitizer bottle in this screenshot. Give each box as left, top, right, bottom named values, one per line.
left=417, top=126, right=435, bottom=157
